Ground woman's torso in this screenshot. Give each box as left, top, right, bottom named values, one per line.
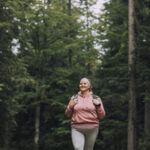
left=71, top=92, right=99, bottom=127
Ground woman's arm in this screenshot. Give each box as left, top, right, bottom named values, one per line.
left=65, top=96, right=77, bottom=118
left=96, top=97, right=106, bottom=119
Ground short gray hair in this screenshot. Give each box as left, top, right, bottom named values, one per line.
left=80, top=77, right=92, bottom=91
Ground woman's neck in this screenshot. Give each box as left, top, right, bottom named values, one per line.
left=81, top=90, right=90, bottom=96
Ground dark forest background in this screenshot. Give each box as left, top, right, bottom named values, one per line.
left=0, top=0, right=150, bottom=150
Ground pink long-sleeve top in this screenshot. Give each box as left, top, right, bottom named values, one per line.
left=65, top=91, right=106, bottom=127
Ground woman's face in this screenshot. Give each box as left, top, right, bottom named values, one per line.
left=79, top=79, right=90, bottom=92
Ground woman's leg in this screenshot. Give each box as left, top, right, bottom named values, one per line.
left=84, top=128, right=99, bottom=150
left=71, top=128, right=85, bottom=150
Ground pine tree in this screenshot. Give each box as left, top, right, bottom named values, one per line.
left=95, top=1, right=128, bottom=150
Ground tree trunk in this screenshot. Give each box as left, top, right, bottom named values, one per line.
left=68, top=0, right=71, bottom=16
left=68, top=0, right=72, bottom=67
left=128, top=0, right=136, bottom=150
left=34, top=83, right=41, bottom=150
left=4, top=116, right=9, bottom=150
left=144, top=100, right=150, bottom=135
left=34, top=105, right=40, bottom=150
left=3, top=104, right=10, bottom=150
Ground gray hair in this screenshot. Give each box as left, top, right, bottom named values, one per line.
left=80, top=77, right=92, bottom=91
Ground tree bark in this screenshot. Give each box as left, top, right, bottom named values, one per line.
left=144, top=100, right=150, bottom=135
left=4, top=115, right=9, bottom=150
left=128, top=0, right=136, bottom=150
left=34, top=105, right=40, bottom=150
left=68, top=0, right=71, bottom=16
left=34, top=83, right=41, bottom=150
left=68, top=0, right=72, bottom=68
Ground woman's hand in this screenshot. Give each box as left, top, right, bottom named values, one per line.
left=70, top=99, right=78, bottom=108
left=92, top=99, right=101, bottom=106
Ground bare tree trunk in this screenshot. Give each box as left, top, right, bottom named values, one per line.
left=4, top=116, right=9, bottom=150
left=68, top=0, right=71, bottom=16
left=34, top=82, right=41, bottom=150
left=68, top=0, right=72, bottom=68
left=34, top=105, right=40, bottom=150
left=128, top=0, right=136, bottom=150
left=144, top=100, right=150, bottom=135
left=85, top=0, right=91, bottom=74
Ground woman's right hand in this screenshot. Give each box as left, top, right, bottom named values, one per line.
left=70, top=99, right=78, bottom=108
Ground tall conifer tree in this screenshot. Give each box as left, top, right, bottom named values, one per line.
left=128, top=0, right=136, bottom=150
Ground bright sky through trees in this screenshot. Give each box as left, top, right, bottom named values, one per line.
left=91, top=0, right=109, bottom=15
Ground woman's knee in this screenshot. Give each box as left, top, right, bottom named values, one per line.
left=74, top=145, right=83, bottom=150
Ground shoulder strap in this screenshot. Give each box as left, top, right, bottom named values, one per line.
left=73, top=94, right=78, bottom=100
left=92, top=94, right=99, bottom=99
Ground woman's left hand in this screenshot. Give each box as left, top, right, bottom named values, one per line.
left=92, top=99, right=100, bottom=106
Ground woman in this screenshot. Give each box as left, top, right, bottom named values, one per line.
left=65, top=78, right=106, bottom=150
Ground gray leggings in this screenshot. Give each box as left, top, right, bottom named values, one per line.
left=71, top=127, right=99, bottom=150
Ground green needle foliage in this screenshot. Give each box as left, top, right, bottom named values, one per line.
left=0, top=0, right=150, bottom=150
